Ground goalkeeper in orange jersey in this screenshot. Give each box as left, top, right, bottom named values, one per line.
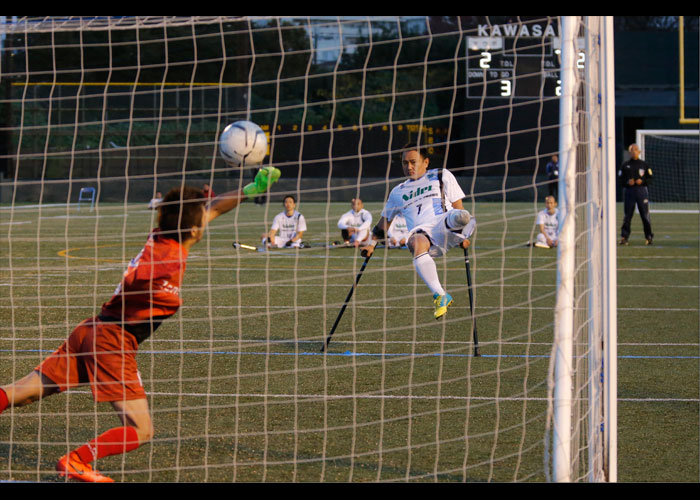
left=0, top=167, right=280, bottom=483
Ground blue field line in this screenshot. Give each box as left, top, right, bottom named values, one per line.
left=2, top=348, right=698, bottom=360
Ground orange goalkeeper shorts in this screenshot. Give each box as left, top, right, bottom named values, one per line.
left=36, top=316, right=146, bottom=403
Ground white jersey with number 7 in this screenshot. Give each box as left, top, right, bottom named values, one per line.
left=381, top=168, right=465, bottom=231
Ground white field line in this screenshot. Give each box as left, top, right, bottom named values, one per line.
left=52, top=388, right=700, bottom=404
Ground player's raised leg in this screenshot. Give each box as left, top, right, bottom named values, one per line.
left=408, top=232, right=452, bottom=319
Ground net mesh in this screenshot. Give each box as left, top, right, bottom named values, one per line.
left=0, top=16, right=609, bottom=482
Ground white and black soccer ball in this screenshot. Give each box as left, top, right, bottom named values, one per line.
left=219, top=120, right=268, bottom=167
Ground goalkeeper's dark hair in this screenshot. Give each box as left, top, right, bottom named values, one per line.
left=158, top=186, right=206, bottom=242
left=402, top=142, right=429, bottom=160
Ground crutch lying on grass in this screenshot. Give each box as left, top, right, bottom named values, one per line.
left=232, top=241, right=258, bottom=251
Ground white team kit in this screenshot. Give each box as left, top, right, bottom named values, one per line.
left=535, top=208, right=559, bottom=246
left=381, top=168, right=474, bottom=256
left=387, top=214, right=409, bottom=248
left=269, top=210, right=307, bottom=248
left=337, top=208, right=373, bottom=243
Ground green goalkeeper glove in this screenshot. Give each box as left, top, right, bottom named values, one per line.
left=243, top=166, right=281, bottom=197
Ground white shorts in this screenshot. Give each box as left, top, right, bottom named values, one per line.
left=348, top=228, right=370, bottom=244
left=408, top=210, right=476, bottom=258
left=265, top=237, right=301, bottom=249
left=535, top=233, right=557, bottom=247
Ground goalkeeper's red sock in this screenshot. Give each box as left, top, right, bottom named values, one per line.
left=0, top=387, right=8, bottom=414
left=73, top=426, right=140, bottom=464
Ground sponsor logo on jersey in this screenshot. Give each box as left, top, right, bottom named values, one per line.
left=402, top=185, right=433, bottom=201
left=161, top=280, right=180, bottom=296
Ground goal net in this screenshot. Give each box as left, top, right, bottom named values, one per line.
left=0, top=16, right=615, bottom=482
left=636, top=129, right=699, bottom=213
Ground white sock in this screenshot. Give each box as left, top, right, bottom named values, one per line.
left=413, top=252, right=445, bottom=296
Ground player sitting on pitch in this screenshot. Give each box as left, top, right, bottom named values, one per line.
left=336, top=198, right=373, bottom=247
left=262, top=194, right=307, bottom=249
left=0, top=166, right=280, bottom=483
left=361, top=143, right=475, bottom=320
left=533, top=195, right=560, bottom=248
left=387, top=213, right=409, bottom=249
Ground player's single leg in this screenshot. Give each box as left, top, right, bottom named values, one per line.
left=637, top=187, right=653, bottom=244
left=0, top=370, right=60, bottom=413
left=110, top=397, right=154, bottom=444
left=408, top=232, right=452, bottom=319
left=534, top=233, right=551, bottom=248
left=55, top=320, right=148, bottom=482
left=619, top=188, right=635, bottom=245
left=56, top=398, right=150, bottom=483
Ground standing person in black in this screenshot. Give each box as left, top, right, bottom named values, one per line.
left=618, top=143, right=654, bottom=245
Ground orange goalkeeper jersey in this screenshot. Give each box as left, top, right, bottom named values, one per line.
left=99, top=229, right=188, bottom=343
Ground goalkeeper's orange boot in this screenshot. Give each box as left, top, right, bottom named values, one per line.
left=56, top=452, right=114, bottom=483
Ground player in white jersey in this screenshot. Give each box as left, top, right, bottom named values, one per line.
left=362, top=143, right=475, bottom=320
left=337, top=198, right=373, bottom=247
left=534, top=195, right=559, bottom=248
left=387, top=214, right=409, bottom=248
left=263, top=195, right=307, bottom=248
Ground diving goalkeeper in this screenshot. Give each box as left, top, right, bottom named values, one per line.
left=0, top=167, right=280, bottom=483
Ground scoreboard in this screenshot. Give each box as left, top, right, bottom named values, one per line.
left=466, top=35, right=585, bottom=99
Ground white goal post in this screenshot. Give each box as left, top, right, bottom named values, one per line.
left=550, top=16, right=617, bottom=483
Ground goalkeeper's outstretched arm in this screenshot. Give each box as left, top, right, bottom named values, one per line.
left=205, top=166, right=281, bottom=224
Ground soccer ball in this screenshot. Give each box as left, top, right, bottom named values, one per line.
left=219, top=120, right=268, bottom=166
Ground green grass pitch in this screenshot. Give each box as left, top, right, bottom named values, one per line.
left=1, top=200, right=697, bottom=482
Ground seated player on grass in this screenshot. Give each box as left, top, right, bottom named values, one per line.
left=361, top=143, right=475, bottom=320
left=387, top=213, right=409, bottom=249
left=336, top=198, right=373, bottom=247
left=533, top=195, right=559, bottom=249
left=262, top=194, right=307, bottom=249
left=0, top=166, right=280, bottom=483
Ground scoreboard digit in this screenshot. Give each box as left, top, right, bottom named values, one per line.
left=466, top=30, right=584, bottom=99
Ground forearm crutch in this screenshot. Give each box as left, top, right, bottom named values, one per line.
left=463, top=246, right=480, bottom=357
left=321, top=253, right=372, bottom=352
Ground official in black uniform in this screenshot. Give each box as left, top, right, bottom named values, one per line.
left=618, top=143, right=654, bottom=245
